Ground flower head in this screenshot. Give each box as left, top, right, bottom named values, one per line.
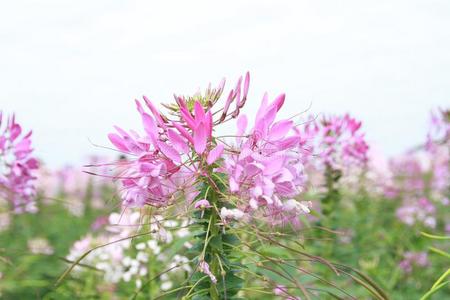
left=303, top=114, right=369, bottom=170
left=0, top=112, right=38, bottom=213
left=194, top=199, right=211, bottom=210
left=101, top=72, right=313, bottom=227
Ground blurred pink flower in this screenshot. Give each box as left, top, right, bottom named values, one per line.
left=303, top=114, right=369, bottom=170
left=399, top=251, right=429, bottom=274
left=0, top=112, right=38, bottom=213
left=222, top=93, right=311, bottom=225
left=396, top=197, right=436, bottom=228
left=194, top=199, right=211, bottom=210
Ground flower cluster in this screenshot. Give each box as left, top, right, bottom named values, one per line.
left=398, top=251, right=429, bottom=274
left=384, top=110, right=449, bottom=229
left=222, top=93, right=312, bottom=225
left=303, top=114, right=369, bottom=170
left=396, top=197, right=436, bottom=228
left=0, top=112, right=39, bottom=213
left=105, top=73, right=312, bottom=226
left=36, top=156, right=115, bottom=216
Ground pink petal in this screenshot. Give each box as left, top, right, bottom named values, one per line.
left=236, top=114, right=248, bottom=137
left=263, top=157, right=284, bottom=175
left=171, top=121, right=194, bottom=144
left=255, top=92, right=269, bottom=126
left=108, top=133, right=129, bottom=152
left=269, top=120, right=293, bottom=140
left=167, top=129, right=189, bottom=153
left=230, top=177, right=239, bottom=192
left=278, top=136, right=300, bottom=149
left=180, top=108, right=196, bottom=130
left=135, top=99, right=145, bottom=114
left=206, top=110, right=213, bottom=138
left=194, top=101, right=206, bottom=125
left=10, top=124, right=22, bottom=141
left=193, top=122, right=207, bottom=154
left=207, top=144, right=224, bottom=165
left=157, top=141, right=181, bottom=163
left=223, top=89, right=234, bottom=115
left=141, top=113, right=158, bottom=144
left=271, top=93, right=285, bottom=112
left=26, top=157, right=39, bottom=169
left=233, top=76, right=242, bottom=110
left=143, top=96, right=165, bottom=127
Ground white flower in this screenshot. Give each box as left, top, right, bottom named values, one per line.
left=136, top=279, right=142, bottom=289
left=220, top=207, right=245, bottom=220
left=123, top=271, right=132, bottom=282
left=136, top=252, right=149, bottom=263
left=135, top=242, right=146, bottom=250
left=161, top=281, right=173, bottom=291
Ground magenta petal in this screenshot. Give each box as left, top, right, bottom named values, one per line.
left=194, top=101, right=206, bottom=124
left=157, top=141, right=181, bottom=163
left=271, top=93, right=285, bottom=112
left=180, top=108, right=196, bottom=130
left=171, top=121, right=194, bottom=144
left=10, top=124, right=22, bottom=141
left=108, top=133, right=129, bottom=152
left=193, top=122, right=207, bottom=154
left=207, top=144, right=224, bottom=165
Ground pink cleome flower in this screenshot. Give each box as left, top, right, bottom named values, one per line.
left=104, top=73, right=313, bottom=226
left=0, top=112, right=39, bottom=213
left=222, top=93, right=313, bottom=226
left=303, top=114, right=369, bottom=170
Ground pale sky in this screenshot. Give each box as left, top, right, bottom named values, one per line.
left=1, top=1, right=449, bottom=167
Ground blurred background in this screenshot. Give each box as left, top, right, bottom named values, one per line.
left=1, top=0, right=449, bottom=167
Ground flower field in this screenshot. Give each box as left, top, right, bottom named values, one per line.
left=0, top=74, right=448, bottom=299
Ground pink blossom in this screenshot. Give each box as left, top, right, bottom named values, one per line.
left=194, top=199, right=211, bottom=209
left=101, top=73, right=313, bottom=226
left=303, top=114, right=369, bottom=170
left=396, top=197, right=436, bottom=228
left=399, top=251, right=429, bottom=274
left=104, top=74, right=249, bottom=208
left=222, top=93, right=311, bottom=225
left=0, top=112, right=39, bottom=213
